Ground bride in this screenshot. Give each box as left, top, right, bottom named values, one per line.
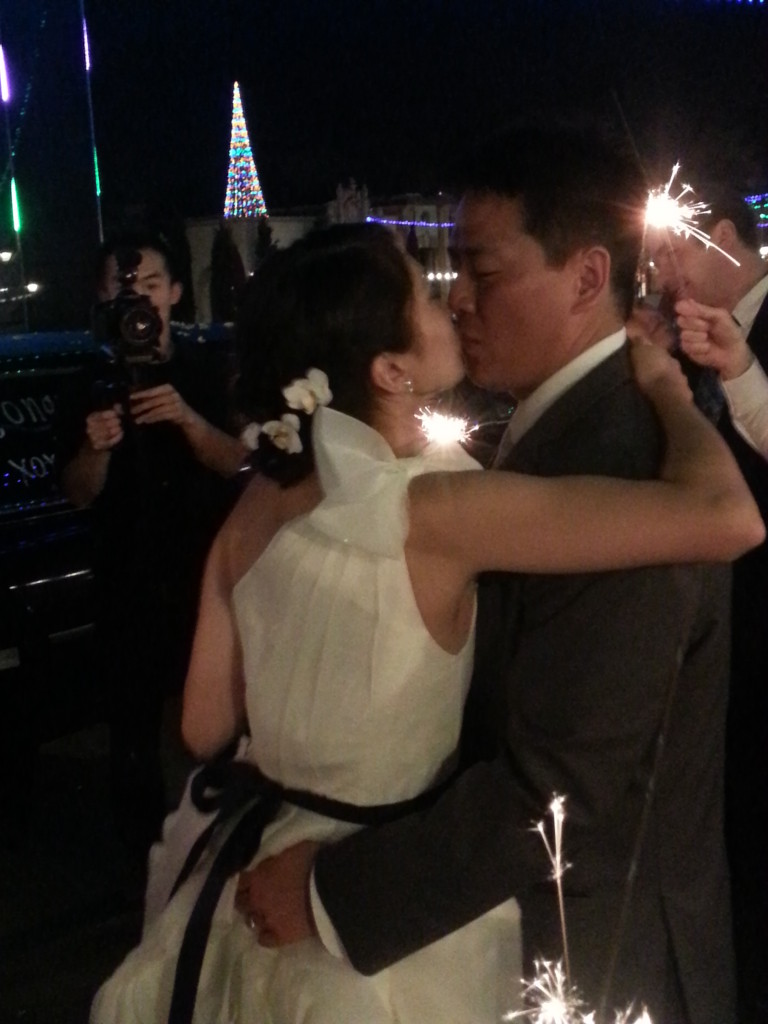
left=91, top=223, right=761, bottom=1024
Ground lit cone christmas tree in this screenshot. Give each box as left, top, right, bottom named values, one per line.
left=223, top=82, right=268, bottom=218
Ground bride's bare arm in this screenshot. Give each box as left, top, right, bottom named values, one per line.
left=181, top=474, right=322, bottom=759
left=409, top=345, right=764, bottom=577
left=181, top=522, right=247, bottom=760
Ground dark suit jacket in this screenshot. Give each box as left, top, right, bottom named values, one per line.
left=315, top=347, right=736, bottom=1024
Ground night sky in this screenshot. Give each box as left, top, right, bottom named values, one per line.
left=1, top=0, right=766, bottom=328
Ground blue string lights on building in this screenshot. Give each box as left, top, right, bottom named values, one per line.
left=223, top=82, right=268, bottom=219
left=745, top=192, right=768, bottom=229
left=746, top=193, right=768, bottom=256
left=366, top=215, right=455, bottom=230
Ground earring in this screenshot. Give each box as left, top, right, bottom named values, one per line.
left=404, top=379, right=414, bottom=394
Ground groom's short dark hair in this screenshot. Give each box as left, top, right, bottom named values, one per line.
left=454, top=120, right=646, bottom=318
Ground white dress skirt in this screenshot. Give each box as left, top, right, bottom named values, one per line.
left=91, top=407, right=522, bottom=1024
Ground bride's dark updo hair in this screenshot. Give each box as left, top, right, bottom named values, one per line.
left=235, top=222, right=415, bottom=486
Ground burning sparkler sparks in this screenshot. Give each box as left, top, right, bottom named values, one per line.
left=503, top=796, right=653, bottom=1024
left=416, top=408, right=476, bottom=445
left=505, top=959, right=653, bottom=1024
left=645, top=162, right=740, bottom=267
left=505, top=959, right=588, bottom=1024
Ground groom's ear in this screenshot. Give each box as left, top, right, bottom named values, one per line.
left=370, top=352, right=410, bottom=395
left=710, top=218, right=738, bottom=253
left=571, top=246, right=611, bottom=312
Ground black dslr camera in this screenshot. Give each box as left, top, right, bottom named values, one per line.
left=92, top=247, right=165, bottom=401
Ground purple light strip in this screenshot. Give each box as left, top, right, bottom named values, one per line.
left=0, top=45, right=10, bottom=103
left=82, top=20, right=91, bottom=72
left=366, top=215, right=454, bottom=230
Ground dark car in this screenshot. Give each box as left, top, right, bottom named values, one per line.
left=1, top=330, right=100, bottom=829
left=0, top=325, right=235, bottom=830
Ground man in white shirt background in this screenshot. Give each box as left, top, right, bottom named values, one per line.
left=650, top=185, right=768, bottom=1024
left=676, top=297, right=768, bottom=459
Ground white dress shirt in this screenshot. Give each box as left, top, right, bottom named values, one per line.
left=722, top=273, right=768, bottom=460
left=494, top=328, right=627, bottom=460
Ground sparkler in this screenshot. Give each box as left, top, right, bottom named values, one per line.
left=416, top=408, right=476, bottom=445
left=645, top=162, right=740, bottom=267
left=503, top=796, right=653, bottom=1024
left=534, top=795, right=571, bottom=983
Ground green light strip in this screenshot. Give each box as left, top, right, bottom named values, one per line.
left=93, top=147, right=101, bottom=197
left=10, top=177, right=20, bottom=232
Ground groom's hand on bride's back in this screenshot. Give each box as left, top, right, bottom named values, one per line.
left=236, top=840, right=321, bottom=947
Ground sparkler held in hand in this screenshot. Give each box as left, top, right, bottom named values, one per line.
left=645, top=163, right=740, bottom=267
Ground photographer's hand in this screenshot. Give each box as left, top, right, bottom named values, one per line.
left=130, top=384, right=248, bottom=477
left=130, top=383, right=190, bottom=427
left=85, top=406, right=124, bottom=451
left=61, top=405, right=123, bottom=507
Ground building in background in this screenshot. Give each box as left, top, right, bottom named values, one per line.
left=187, top=186, right=458, bottom=322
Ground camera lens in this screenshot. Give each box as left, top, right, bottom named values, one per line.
left=120, top=303, right=163, bottom=348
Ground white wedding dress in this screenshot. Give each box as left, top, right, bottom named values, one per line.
left=91, top=407, right=522, bottom=1024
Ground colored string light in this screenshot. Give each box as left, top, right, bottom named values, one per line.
left=223, top=82, right=268, bottom=218
left=745, top=192, right=768, bottom=229
left=92, top=147, right=101, bottom=196
left=10, top=177, right=20, bottom=232
left=0, top=33, right=29, bottom=328
left=0, top=45, right=10, bottom=103
left=0, top=8, right=47, bottom=197
left=82, top=18, right=91, bottom=71
left=366, top=215, right=454, bottom=229
left=79, top=0, right=103, bottom=242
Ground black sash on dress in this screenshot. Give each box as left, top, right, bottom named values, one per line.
left=167, top=751, right=448, bottom=1024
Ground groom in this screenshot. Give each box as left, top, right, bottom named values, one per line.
left=246, top=123, right=736, bottom=1023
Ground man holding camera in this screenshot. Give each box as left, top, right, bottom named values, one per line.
left=58, top=230, right=246, bottom=859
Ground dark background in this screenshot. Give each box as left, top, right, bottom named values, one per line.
left=1, top=0, right=766, bottom=330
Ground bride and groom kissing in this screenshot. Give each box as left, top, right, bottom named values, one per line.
left=92, top=121, right=761, bottom=1024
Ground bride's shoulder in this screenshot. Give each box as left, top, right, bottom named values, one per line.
left=219, top=473, right=322, bottom=582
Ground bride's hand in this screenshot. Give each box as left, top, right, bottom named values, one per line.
left=630, top=337, right=692, bottom=405
left=235, top=840, right=321, bottom=946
